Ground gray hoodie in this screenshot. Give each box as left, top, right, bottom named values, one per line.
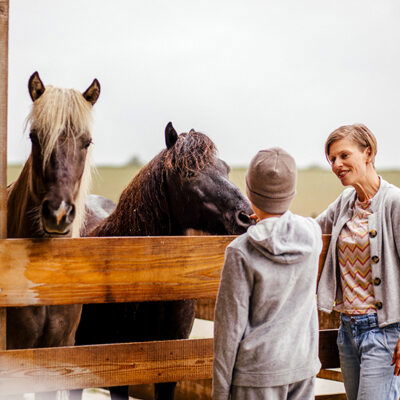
left=213, top=211, right=322, bottom=400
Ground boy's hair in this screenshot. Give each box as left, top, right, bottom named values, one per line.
left=246, top=147, right=297, bottom=214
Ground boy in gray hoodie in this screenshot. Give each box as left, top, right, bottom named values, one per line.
left=213, top=148, right=322, bottom=400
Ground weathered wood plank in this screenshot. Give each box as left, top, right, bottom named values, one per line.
left=0, top=235, right=331, bottom=307
left=317, top=369, right=343, bottom=382
left=0, top=330, right=339, bottom=395
left=0, top=236, right=234, bottom=306
left=0, top=0, right=8, bottom=239
left=0, top=338, right=214, bottom=395
left=0, top=0, right=9, bottom=352
left=196, top=298, right=216, bottom=321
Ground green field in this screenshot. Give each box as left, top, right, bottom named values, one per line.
left=7, top=165, right=400, bottom=217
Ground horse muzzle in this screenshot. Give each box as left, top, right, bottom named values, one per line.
left=41, top=199, right=76, bottom=235
left=234, top=210, right=255, bottom=232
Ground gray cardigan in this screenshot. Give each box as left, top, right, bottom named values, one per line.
left=317, top=178, right=400, bottom=327
left=213, top=211, right=322, bottom=400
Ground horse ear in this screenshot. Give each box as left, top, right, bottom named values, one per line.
left=28, top=71, right=45, bottom=102
left=165, top=122, right=178, bottom=149
left=82, top=79, right=101, bottom=105
left=189, top=129, right=196, bottom=134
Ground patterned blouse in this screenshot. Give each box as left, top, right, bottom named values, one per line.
left=335, top=198, right=377, bottom=315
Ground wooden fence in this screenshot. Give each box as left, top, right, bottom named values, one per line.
left=0, top=235, right=344, bottom=399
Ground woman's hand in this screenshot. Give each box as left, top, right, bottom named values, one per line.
left=391, top=337, right=400, bottom=375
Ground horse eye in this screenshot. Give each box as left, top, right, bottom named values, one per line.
left=29, top=132, right=39, bottom=145
left=83, top=139, right=93, bottom=149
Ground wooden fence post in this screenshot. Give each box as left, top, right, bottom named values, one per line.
left=0, top=0, right=9, bottom=350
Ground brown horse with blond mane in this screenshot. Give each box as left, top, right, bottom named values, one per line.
left=5, top=72, right=100, bottom=400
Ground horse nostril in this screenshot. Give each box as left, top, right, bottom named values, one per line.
left=236, top=211, right=252, bottom=226
left=42, top=200, right=52, bottom=220
left=66, top=203, right=75, bottom=222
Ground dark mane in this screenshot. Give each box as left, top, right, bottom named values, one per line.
left=164, top=131, right=217, bottom=177
left=91, top=131, right=217, bottom=237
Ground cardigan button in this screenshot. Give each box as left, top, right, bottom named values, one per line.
left=371, top=255, right=380, bottom=264
left=373, top=277, right=382, bottom=286
left=375, top=301, right=383, bottom=310
left=369, top=229, right=377, bottom=238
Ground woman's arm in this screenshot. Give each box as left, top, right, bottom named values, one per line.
left=388, top=190, right=400, bottom=374
left=315, top=195, right=342, bottom=234
left=315, top=193, right=345, bottom=286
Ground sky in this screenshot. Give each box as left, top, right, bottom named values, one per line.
left=7, top=1, right=400, bottom=168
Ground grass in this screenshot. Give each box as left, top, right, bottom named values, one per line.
left=7, top=164, right=400, bottom=217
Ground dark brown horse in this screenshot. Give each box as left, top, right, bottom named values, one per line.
left=73, top=122, right=253, bottom=400
left=5, top=72, right=100, bottom=400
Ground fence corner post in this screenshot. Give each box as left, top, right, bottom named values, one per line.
left=0, top=0, right=9, bottom=350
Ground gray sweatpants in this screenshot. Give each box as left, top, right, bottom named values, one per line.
left=231, top=376, right=316, bottom=400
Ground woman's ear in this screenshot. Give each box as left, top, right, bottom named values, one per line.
left=365, top=146, right=373, bottom=163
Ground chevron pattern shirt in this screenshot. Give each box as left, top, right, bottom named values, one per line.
left=334, top=199, right=377, bottom=315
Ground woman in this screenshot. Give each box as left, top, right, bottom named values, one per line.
left=317, top=124, right=400, bottom=400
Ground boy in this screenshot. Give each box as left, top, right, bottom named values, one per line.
left=213, top=148, right=322, bottom=400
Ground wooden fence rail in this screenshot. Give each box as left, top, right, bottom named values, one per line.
left=0, top=330, right=339, bottom=395
left=0, top=236, right=233, bottom=306
left=0, top=235, right=330, bottom=306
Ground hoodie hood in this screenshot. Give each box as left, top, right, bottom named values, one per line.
left=247, top=211, right=318, bottom=264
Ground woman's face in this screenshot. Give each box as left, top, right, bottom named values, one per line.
left=328, top=138, right=371, bottom=187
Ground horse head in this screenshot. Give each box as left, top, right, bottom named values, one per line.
left=25, top=72, right=100, bottom=237
left=163, top=122, right=253, bottom=235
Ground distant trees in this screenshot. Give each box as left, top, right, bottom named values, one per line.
left=126, top=155, right=143, bottom=167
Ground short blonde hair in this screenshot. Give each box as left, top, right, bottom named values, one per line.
left=325, top=124, right=378, bottom=164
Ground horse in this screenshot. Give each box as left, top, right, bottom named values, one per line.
left=5, top=71, right=100, bottom=400
left=72, top=122, right=253, bottom=400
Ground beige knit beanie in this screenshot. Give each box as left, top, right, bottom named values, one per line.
left=246, top=147, right=297, bottom=214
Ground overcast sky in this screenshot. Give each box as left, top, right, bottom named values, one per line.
left=7, top=1, right=400, bottom=168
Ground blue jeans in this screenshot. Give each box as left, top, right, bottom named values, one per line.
left=337, top=313, right=400, bottom=400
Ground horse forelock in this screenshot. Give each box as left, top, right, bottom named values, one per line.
left=26, top=86, right=93, bottom=169
left=164, top=131, right=217, bottom=176
left=71, top=149, right=93, bottom=238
